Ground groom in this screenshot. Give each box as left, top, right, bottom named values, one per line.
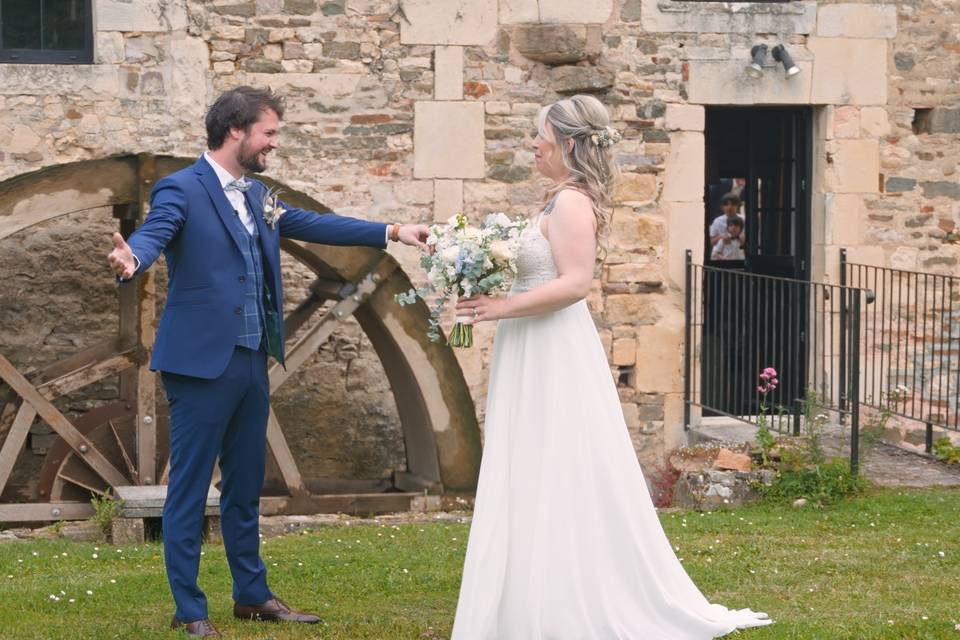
left=107, top=86, right=428, bottom=637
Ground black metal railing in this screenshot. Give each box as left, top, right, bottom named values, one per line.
left=683, top=251, right=872, bottom=473
left=841, top=250, right=960, bottom=451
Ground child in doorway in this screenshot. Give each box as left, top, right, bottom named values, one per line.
left=711, top=216, right=745, bottom=261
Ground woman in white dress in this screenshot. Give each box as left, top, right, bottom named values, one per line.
left=451, top=95, right=772, bottom=640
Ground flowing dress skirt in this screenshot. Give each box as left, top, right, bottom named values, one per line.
left=451, top=300, right=772, bottom=639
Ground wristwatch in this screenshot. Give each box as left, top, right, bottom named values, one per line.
left=389, top=223, right=401, bottom=242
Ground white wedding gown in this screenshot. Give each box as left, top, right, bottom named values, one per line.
left=451, top=201, right=772, bottom=639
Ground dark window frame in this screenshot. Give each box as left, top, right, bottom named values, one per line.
left=0, top=0, right=94, bottom=64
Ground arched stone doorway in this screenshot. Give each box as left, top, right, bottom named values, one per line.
left=0, top=154, right=481, bottom=521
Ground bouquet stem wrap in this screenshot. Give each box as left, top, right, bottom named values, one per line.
left=450, top=317, right=475, bottom=348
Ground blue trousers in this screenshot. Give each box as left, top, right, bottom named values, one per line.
left=161, top=346, right=273, bottom=622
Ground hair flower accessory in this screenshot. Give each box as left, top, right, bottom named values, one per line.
left=590, top=126, right=622, bottom=149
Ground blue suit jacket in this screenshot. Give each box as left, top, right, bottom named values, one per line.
left=124, top=156, right=388, bottom=379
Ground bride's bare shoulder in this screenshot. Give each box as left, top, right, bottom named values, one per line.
left=553, top=188, right=592, bottom=211
left=548, top=189, right=596, bottom=235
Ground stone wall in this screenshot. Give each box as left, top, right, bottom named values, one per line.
left=1, top=0, right=959, bottom=487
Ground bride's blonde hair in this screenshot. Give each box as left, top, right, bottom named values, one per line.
left=537, top=94, right=620, bottom=244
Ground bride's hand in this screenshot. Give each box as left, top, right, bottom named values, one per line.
left=456, top=295, right=507, bottom=323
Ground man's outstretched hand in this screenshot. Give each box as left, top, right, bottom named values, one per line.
left=397, top=224, right=430, bottom=249
left=108, top=232, right=136, bottom=280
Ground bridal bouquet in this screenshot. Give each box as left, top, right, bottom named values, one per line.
left=395, top=212, right=527, bottom=347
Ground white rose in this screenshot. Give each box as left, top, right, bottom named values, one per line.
left=494, top=212, right=512, bottom=227
left=441, top=245, right=461, bottom=264
left=490, top=240, right=513, bottom=264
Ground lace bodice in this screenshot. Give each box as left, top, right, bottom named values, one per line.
left=511, top=199, right=558, bottom=294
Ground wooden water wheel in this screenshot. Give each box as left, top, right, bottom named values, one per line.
left=0, top=154, right=481, bottom=521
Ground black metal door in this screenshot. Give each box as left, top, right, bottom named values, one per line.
left=701, top=108, right=811, bottom=416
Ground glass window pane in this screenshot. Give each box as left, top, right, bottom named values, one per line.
left=42, top=0, right=85, bottom=50
left=1, top=0, right=42, bottom=50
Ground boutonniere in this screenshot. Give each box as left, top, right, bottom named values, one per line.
left=262, top=187, right=286, bottom=229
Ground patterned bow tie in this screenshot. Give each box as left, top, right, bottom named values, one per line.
left=224, top=178, right=251, bottom=193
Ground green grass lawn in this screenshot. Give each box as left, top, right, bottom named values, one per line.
left=0, top=488, right=957, bottom=639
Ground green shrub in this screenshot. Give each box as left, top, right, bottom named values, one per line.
left=759, top=458, right=867, bottom=505
left=932, top=437, right=960, bottom=464
left=89, top=490, right=124, bottom=539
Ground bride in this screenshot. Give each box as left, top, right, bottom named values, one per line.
left=451, top=95, right=772, bottom=639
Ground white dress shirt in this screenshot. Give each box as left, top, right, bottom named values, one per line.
left=204, top=151, right=256, bottom=235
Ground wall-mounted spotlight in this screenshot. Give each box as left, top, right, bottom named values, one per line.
left=745, top=44, right=768, bottom=79
left=772, top=44, right=801, bottom=77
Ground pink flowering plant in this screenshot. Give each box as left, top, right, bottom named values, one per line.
left=755, top=366, right=779, bottom=466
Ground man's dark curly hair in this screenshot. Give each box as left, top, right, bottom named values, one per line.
left=205, top=86, right=285, bottom=150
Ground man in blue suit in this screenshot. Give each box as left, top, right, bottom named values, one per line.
left=107, top=86, right=429, bottom=637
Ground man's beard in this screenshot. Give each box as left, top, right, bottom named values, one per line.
left=238, top=139, right=268, bottom=173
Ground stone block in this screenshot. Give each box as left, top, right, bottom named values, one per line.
left=661, top=132, right=704, bottom=203
left=110, top=518, right=144, bottom=545
left=808, top=37, right=887, bottom=106
left=607, top=262, right=663, bottom=286
left=281, top=59, right=314, bottom=73
left=889, top=247, right=918, bottom=271
left=549, top=65, right=614, bottom=94
left=713, top=448, right=752, bottom=472
left=395, top=180, right=434, bottom=205
left=0, top=65, right=121, bottom=96
left=410, top=495, right=443, bottom=512
left=832, top=106, right=860, bottom=139
left=665, top=104, right=704, bottom=132
left=612, top=338, right=637, bottom=366
left=860, top=107, right=890, bottom=137
left=96, top=0, right=188, bottom=31
left=827, top=139, right=880, bottom=194
left=284, top=0, right=316, bottom=14
left=400, top=0, right=498, bottom=45
left=513, top=24, right=603, bottom=65
left=500, top=0, right=613, bottom=24
left=8, top=126, right=40, bottom=154
left=434, top=46, right=464, bottom=100
left=665, top=201, right=703, bottom=287
left=687, top=59, right=813, bottom=106
left=637, top=213, right=665, bottom=248
left=434, top=179, right=464, bottom=220
left=95, top=31, right=125, bottom=64
left=613, top=173, right=657, bottom=205
left=605, top=294, right=659, bottom=325
left=485, top=101, right=511, bottom=115
left=825, top=193, right=862, bottom=245
left=634, top=324, right=682, bottom=394
left=640, top=0, right=817, bottom=35
left=609, top=207, right=644, bottom=252
left=817, top=4, right=897, bottom=39
left=414, top=101, right=485, bottom=179
left=238, top=73, right=362, bottom=121
left=921, top=182, right=960, bottom=200
left=662, top=394, right=686, bottom=451
left=885, top=177, right=916, bottom=193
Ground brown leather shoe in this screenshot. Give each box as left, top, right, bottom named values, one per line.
left=234, top=597, right=321, bottom=624
left=170, top=616, right=222, bottom=637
